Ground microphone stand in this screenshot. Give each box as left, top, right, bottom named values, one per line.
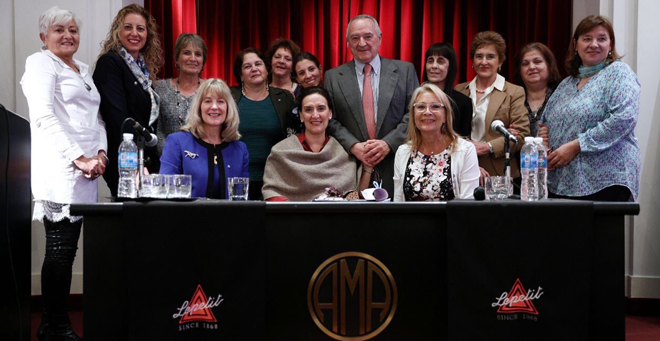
left=503, top=135, right=511, bottom=178
left=136, top=135, right=146, bottom=195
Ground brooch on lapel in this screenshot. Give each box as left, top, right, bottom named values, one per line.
left=184, top=150, right=199, bottom=159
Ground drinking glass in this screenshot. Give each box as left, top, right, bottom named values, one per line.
left=485, top=176, right=513, bottom=201
left=168, top=174, right=192, bottom=199
left=227, top=177, right=249, bottom=201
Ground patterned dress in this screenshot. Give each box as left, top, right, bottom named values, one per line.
left=403, top=149, right=454, bottom=201
left=154, top=79, right=196, bottom=155
left=542, top=61, right=640, bottom=200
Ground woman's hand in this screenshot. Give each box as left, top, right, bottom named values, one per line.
left=507, top=124, right=520, bottom=138
left=74, top=156, right=102, bottom=179
left=547, top=140, right=580, bottom=169
left=470, top=140, right=491, bottom=156
left=479, top=167, right=490, bottom=186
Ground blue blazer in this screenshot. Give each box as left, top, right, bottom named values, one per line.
left=160, top=132, right=249, bottom=198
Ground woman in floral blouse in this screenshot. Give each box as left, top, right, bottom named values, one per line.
left=541, top=15, right=640, bottom=201
left=393, top=83, right=480, bottom=201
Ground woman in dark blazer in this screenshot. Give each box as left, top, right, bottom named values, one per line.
left=422, top=42, right=473, bottom=137
left=93, top=4, right=163, bottom=196
left=455, top=31, right=529, bottom=180
left=230, top=47, right=297, bottom=199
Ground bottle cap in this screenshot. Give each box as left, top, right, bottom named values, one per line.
left=123, top=133, right=134, bottom=140
left=533, top=137, right=543, bottom=144
left=524, top=136, right=534, bottom=143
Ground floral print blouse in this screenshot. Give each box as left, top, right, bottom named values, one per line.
left=403, top=149, right=454, bottom=201
left=542, top=61, right=640, bottom=200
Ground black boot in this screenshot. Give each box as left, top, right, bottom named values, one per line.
left=41, top=218, right=83, bottom=341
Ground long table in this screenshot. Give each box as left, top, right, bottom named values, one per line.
left=72, top=200, right=638, bottom=341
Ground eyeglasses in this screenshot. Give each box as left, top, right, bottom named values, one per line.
left=413, top=102, right=445, bottom=113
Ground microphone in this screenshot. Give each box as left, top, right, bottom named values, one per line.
left=473, top=186, right=485, bottom=201
left=127, top=118, right=158, bottom=147
left=490, top=120, right=516, bottom=141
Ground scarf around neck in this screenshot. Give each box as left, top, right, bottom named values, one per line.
left=118, top=45, right=160, bottom=126
left=578, top=60, right=606, bottom=79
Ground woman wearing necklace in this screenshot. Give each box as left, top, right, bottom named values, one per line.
left=393, top=83, right=480, bottom=201
left=455, top=31, right=529, bottom=182
left=266, top=38, right=302, bottom=98
left=160, top=79, right=249, bottom=198
left=154, top=33, right=207, bottom=155
left=22, top=7, right=106, bottom=340
left=93, top=4, right=163, bottom=197
left=230, top=47, right=297, bottom=200
left=541, top=15, right=640, bottom=201
left=513, top=42, right=561, bottom=138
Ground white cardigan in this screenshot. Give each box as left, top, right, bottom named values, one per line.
left=21, top=49, right=107, bottom=204
left=393, top=138, right=480, bottom=201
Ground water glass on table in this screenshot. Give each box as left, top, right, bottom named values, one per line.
left=168, top=174, right=192, bottom=199
left=485, top=176, right=513, bottom=201
left=228, top=177, right=249, bottom=201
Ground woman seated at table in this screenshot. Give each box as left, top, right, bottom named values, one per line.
left=393, top=83, right=480, bottom=201
left=160, top=78, right=249, bottom=199
left=422, top=42, right=473, bottom=137
left=262, top=87, right=371, bottom=201
left=293, top=52, right=323, bottom=89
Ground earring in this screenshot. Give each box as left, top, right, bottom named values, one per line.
left=175, top=63, right=180, bottom=69
left=498, top=67, right=502, bottom=72
left=608, top=51, right=612, bottom=55
left=441, top=123, right=447, bottom=134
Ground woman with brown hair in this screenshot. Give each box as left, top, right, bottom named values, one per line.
left=455, top=31, right=529, bottom=181
left=542, top=15, right=640, bottom=201
left=265, top=38, right=302, bottom=98
left=513, top=42, right=562, bottom=137
left=154, top=33, right=208, bottom=155
left=93, top=3, right=163, bottom=197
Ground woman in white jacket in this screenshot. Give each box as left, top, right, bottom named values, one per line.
left=21, top=7, right=107, bottom=341
left=394, top=83, right=480, bottom=201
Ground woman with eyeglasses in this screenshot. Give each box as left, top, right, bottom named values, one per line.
left=393, top=83, right=480, bottom=201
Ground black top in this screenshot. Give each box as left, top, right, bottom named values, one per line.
left=446, top=89, right=473, bottom=137
left=93, top=51, right=159, bottom=196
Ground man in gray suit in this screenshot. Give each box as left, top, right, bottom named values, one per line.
left=325, top=14, right=419, bottom=195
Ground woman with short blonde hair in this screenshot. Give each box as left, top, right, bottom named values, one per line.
left=161, top=79, right=249, bottom=199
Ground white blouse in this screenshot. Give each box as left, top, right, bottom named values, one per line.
left=21, top=49, right=107, bottom=209
left=468, top=74, right=505, bottom=142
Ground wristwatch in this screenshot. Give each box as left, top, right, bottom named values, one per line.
left=487, top=142, right=494, bottom=154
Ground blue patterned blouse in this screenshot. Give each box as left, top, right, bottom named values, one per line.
left=542, top=61, right=640, bottom=200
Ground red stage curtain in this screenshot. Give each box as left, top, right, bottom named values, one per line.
left=147, top=0, right=572, bottom=86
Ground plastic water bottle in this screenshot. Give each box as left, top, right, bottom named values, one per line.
left=534, top=137, right=548, bottom=199
left=117, top=133, right=138, bottom=198
left=520, top=136, right=539, bottom=201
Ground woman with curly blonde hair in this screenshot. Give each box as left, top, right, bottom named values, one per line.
left=93, top=4, right=164, bottom=197
left=160, top=79, right=249, bottom=199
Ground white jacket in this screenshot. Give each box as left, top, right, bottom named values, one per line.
left=21, top=49, right=107, bottom=204
left=393, top=138, right=480, bottom=201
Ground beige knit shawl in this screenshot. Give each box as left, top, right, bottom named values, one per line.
left=262, top=135, right=358, bottom=201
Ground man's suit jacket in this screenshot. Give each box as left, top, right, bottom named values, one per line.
left=455, top=80, right=529, bottom=178
left=324, top=57, right=419, bottom=195
left=93, top=51, right=159, bottom=197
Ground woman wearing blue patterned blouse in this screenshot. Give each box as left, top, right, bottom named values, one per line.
left=393, top=83, right=480, bottom=201
left=542, top=15, right=640, bottom=201
left=160, top=79, right=249, bottom=198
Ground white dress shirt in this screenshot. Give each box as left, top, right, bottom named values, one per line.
left=21, top=49, right=107, bottom=207
left=468, top=74, right=505, bottom=142
left=354, top=55, right=381, bottom=121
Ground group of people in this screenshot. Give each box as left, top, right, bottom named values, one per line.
left=21, top=4, right=640, bottom=340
